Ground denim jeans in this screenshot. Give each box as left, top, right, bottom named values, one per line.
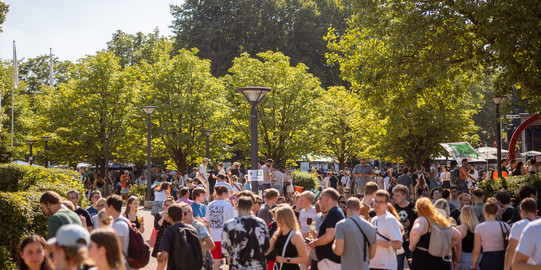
left=396, top=244, right=412, bottom=270
left=261, top=183, right=272, bottom=192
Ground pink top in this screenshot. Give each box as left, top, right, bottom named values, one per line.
left=474, top=220, right=510, bottom=252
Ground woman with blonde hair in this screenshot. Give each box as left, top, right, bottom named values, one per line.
left=268, top=205, right=309, bottom=270
left=471, top=198, right=510, bottom=270
left=88, top=228, right=125, bottom=270
left=456, top=206, right=480, bottom=270
left=409, top=197, right=462, bottom=270
left=230, top=175, right=243, bottom=193
left=96, top=210, right=113, bottom=228
left=414, top=175, right=430, bottom=201
left=434, top=198, right=457, bottom=225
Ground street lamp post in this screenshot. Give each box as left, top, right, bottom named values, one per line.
left=141, top=106, right=157, bottom=201
left=26, top=140, right=36, bottom=166
left=235, top=87, right=271, bottom=194
left=203, top=130, right=214, bottom=159
left=492, top=96, right=505, bottom=178
left=41, top=136, right=51, bottom=167
left=103, top=132, right=111, bottom=196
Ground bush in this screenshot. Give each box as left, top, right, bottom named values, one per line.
left=0, top=164, right=84, bottom=269
left=292, top=171, right=317, bottom=192
left=129, top=186, right=147, bottom=205
left=478, top=173, right=541, bottom=211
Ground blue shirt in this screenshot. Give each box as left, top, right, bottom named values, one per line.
left=191, top=202, right=206, bottom=218
left=87, top=206, right=98, bottom=216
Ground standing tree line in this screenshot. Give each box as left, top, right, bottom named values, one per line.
left=0, top=0, right=539, bottom=170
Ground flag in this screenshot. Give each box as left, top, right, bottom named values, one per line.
left=440, top=142, right=485, bottom=163
left=12, top=41, right=18, bottom=89
left=49, top=48, right=54, bottom=87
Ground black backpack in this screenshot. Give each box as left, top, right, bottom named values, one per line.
left=169, top=225, right=204, bottom=270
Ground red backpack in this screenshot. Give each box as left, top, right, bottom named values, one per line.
left=115, top=218, right=150, bottom=268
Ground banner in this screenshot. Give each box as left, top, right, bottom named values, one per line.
left=440, top=142, right=485, bottom=163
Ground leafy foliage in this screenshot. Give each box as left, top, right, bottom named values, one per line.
left=292, top=170, right=318, bottom=191
left=0, top=1, right=8, bottom=33
left=478, top=173, right=541, bottom=212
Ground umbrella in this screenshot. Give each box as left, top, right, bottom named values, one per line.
left=522, top=151, right=541, bottom=156
left=76, top=162, right=91, bottom=169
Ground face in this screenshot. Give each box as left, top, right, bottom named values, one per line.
left=450, top=189, right=458, bottom=198
left=96, top=200, right=106, bottom=211
left=253, top=200, right=263, bottom=212
left=393, top=191, right=406, bottom=204
left=432, top=190, right=441, bottom=200
left=460, top=195, right=471, bottom=206
left=67, top=193, right=79, bottom=207
left=360, top=159, right=366, bottom=165
left=181, top=207, right=192, bottom=222
left=91, top=193, right=101, bottom=204
left=40, top=203, right=51, bottom=216
left=129, top=199, right=139, bottom=210
left=20, top=242, right=45, bottom=268
left=88, top=241, right=102, bottom=264
left=300, top=196, right=311, bottom=208
left=373, top=195, right=387, bottom=214
left=343, top=190, right=351, bottom=198
left=339, top=202, right=346, bottom=213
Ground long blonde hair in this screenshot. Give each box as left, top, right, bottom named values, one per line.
left=416, top=197, right=451, bottom=228
left=459, top=205, right=479, bottom=232
left=273, top=205, right=300, bottom=235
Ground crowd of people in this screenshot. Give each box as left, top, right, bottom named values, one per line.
left=16, top=156, right=541, bottom=270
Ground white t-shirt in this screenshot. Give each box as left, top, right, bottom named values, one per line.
left=112, top=216, right=130, bottom=256
left=198, top=164, right=208, bottom=181
left=298, top=207, right=317, bottom=234
left=205, top=199, right=234, bottom=242
left=214, top=181, right=233, bottom=193
left=516, top=218, right=541, bottom=265
left=440, top=171, right=450, bottom=182
left=510, top=219, right=532, bottom=241
left=342, top=176, right=351, bottom=188
left=370, top=212, right=402, bottom=270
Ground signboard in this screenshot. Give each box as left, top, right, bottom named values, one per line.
left=300, top=162, right=310, bottom=172
left=248, top=170, right=264, bottom=182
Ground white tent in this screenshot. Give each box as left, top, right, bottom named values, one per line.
left=11, top=160, right=44, bottom=167
left=476, top=147, right=509, bottom=160
left=76, top=162, right=91, bottom=169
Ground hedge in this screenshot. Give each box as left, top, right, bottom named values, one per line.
left=477, top=173, right=541, bottom=212
left=292, top=170, right=317, bottom=192
left=0, top=164, right=84, bottom=269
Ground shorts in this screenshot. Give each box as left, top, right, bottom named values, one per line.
left=211, top=241, right=222, bottom=259
left=121, top=187, right=129, bottom=194
left=442, top=181, right=450, bottom=189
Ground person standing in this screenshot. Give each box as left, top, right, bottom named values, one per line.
left=458, top=159, right=469, bottom=193
left=261, top=159, right=275, bottom=191
left=298, top=191, right=317, bottom=238
left=87, top=190, right=102, bottom=217
left=39, top=191, right=82, bottom=239
left=512, top=217, right=541, bottom=269
left=268, top=206, right=309, bottom=270
left=352, top=158, right=374, bottom=195
left=88, top=228, right=126, bottom=270
left=120, top=170, right=131, bottom=200
left=440, top=166, right=451, bottom=190
left=307, top=188, right=345, bottom=269
left=124, top=196, right=145, bottom=233
left=361, top=182, right=378, bottom=219
left=180, top=202, right=216, bottom=270
left=456, top=205, right=480, bottom=270
left=369, top=190, right=403, bottom=270
left=504, top=198, right=537, bottom=270
left=222, top=193, right=270, bottom=270
left=258, top=188, right=279, bottom=226
left=198, top=157, right=210, bottom=191
left=471, top=189, right=486, bottom=222
left=332, top=197, right=377, bottom=270
left=66, top=190, right=94, bottom=231
left=393, top=185, right=417, bottom=270
left=106, top=194, right=131, bottom=266
left=206, top=186, right=235, bottom=270
left=328, top=172, right=339, bottom=190
left=396, top=168, right=414, bottom=200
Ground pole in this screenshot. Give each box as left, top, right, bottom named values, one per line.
left=29, top=143, right=33, bottom=166
left=250, top=104, right=259, bottom=194
left=496, top=104, right=502, bottom=178
left=105, top=136, right=110, bottom=197
left=43, top=140, right=48, bottom=167
left=206, top=135, right=210, bottom=159
left=146, top=114, right=152, bottom=201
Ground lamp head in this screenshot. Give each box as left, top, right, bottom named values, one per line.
left=491, top=96, right=505, bottom=106
left=41, top=135, right=51, bottom=142
left=26, top=140, right=36, bottom=145
left=203, top=130, right=214, bottom=137
left=235, top=87, right=271, bottom=106
left=141, top=106, right=158, bottom=115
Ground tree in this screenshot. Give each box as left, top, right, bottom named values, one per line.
left=19, top=55, right=73, bottom=93
left=106, top=29, right=165, bottom=68
left=170, top=0, right=350, bottom=88
left=0, top=1, right=8, bottom=33
left=224, top=51, right=323, bottom=168
left=35, top=52, right=137, bottom=172
left=134, top=43, right=226, bottom=172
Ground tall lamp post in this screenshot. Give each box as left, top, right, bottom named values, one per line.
left=203, top=130, right=214, bottom=159
left=26, top=140, right=36, bottom=166
left=141, top=106, right=157, bottom=201
left=103, top=132, right=111, bottom=196
left=235, top=87, right=271, bottom=194
left=41, top=135, right=51, bottom=167
left=492, top=96, right=505, bottom=178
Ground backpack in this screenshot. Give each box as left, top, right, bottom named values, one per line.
left=115, top=218, right=150, bottom=268
left=450, top=169, right=460, bottom=185
left=416, top=218, right=453, bottom=262
left=170, top=225, right=203, bottom=270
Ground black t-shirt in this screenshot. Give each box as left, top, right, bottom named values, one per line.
left=450, top=208, right=461, bottom=225
left=75, top=207, right=93, bottom=228
left=393, top=202, right=417, bottom=243
left=316, top=206, right=345, bottom=263
left=329, top=176, right=339, bottom=189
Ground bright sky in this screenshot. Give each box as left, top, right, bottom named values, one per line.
left=0, top=0, right=177, bottom=62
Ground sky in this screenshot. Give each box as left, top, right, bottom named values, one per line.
left=0, top=0, right=177, bottom=62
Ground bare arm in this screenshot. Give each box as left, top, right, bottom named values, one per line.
left=471, top=233, right=482, bottom=269
left=201, top=235, right=216, bottom=251
left=504, top=239, right=519, bottom=270
left=369, top=243, right=377, bottom=259
left=276, top=232, right=309, bottom=265
left=332, top=238, right=344, bottom=256
left=309, top=228, right=336, bottom=248
left=409, top=217, right=426, bottom=251
left=512, top=251, right=541, bottom=270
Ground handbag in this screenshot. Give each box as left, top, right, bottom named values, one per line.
left=317, top=258, right=341, bottom=270
left=149, top=227, right=158, bottom=248
left=274, top=230, right=294, bottom=270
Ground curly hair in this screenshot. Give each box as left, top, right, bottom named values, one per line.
left=416, top=197, right=451, bottom=228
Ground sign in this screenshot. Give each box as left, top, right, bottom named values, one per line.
left=248, top=170, right=264, bottom=182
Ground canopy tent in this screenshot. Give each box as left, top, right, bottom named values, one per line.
left=476, top=147, right=509, bottom=160
left=11, top=160, right=44, bottom=167
left=522, top=151, right=541, bottom=157
left=91, top=161, right=133, bottom=171
left=440, top=142, right=486, bottom=163
left=76, top=162, right=91, bottom=169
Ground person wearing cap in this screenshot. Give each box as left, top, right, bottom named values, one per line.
left=40, top=191, right=82, bottom=240
left=120, top=170, right=131, bottom=200
left=48, top=224, right=91, bottom=269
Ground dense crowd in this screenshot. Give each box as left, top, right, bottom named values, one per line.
left=17, top=156, right=541, bottom=270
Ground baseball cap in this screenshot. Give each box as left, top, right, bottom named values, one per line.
left=47, top=224, right=90, bottom=248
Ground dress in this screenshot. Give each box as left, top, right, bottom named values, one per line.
left=151, top=211, right=171, bottom=258
left=412, top=230, right=451, bottom=270
left=274, top=231, right=299, bottom=270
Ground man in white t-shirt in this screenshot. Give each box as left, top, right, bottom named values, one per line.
left=369, top=190, right=403, bottom=270
left=506, top=198, right=538, bottom=270
left=298, top=191, right=317, bottom=237
left=106, top=195, right=130, bottom=259
left=198, top=157, right=210, bottom=186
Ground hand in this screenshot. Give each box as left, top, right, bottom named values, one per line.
left=275, top=256, right=285, bottom=263
left=308, top=240, right=316, bottom=248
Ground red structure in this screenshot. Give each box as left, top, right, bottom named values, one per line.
left=508, top=114, right=541, bottom=160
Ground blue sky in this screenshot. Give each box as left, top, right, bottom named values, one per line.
left=0, top=0, right=176, bottom=62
